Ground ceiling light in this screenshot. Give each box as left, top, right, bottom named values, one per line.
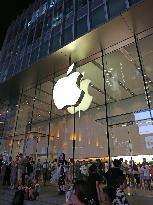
left=99, top=90, right=101, bottom=92
left=137, top=67, right=141, bottom=70
left=38, top=114, right=40, bottom=117
left=91, top=84, right=93, bottom=87
left=110, top=85, right=112, bottom=87
left=131, top=93, right=134, bottom=95
left=144, top=74, right=146, bottom=77
left=106, top=73, right=109, bottom=76
left=110, top=68, right=113, bottom=71
left=6, top=110, right=9, bottom=113
left=119, top=82, right=122, bottom=85
left=149, top=80, right=151, bottom=83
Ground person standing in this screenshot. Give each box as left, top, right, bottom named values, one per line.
left=43, top=159, right=49, bottom=184
left=105, top=159, right=123, bottom=189
left=35, top=159, right=41, bottom=180
left=10, top=156, right=19, bottom=189
left=87, top=163, right=101, bottom=205
left=26, top=157, right=34, bottom=179
left=3, top=156, right=12, bottom=186
left=18, top=153, right=26, bottom=185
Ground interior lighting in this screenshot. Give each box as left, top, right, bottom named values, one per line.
left=119, top=82, right=122, bottom=85
left=110, top=68, right=113, bottom=71
left=149, top=80, right=152, bottom=83
left=99, top=89, right=101, bottom=92
left=6, top=110, right=9, bottom=113
left=91, top=84, right=93, bottom=87
left=137, top=67, right=141, bottom=70
left=144, top=74, right=146, bottom=77
left=106, top=73, right=109, bottom=76
left=131, top=93, right=134, bottom=95
left=38, top=114, right=40, bottom=117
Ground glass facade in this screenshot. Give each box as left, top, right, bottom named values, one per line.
left=1, top=24, right=153, bottom=164
left=0, top=0, right=143, bottom=83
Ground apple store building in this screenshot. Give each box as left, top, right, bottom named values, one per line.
left=1, top=0, right=153, bottom=164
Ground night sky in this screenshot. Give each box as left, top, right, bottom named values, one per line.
left=0, top=0, right=34, bottom=49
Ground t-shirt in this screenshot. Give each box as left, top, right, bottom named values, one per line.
left=113, top=189, right=129, bottom=205
left=143, top=165, right=150, bottom=177
left=87, top=173, right=101, bottom=205
left=106, top=167, right=123, bottom=189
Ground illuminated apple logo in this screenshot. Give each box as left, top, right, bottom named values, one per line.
left=53, top=63, right=84, bottom=109
left=67, top=79, right=93, bottom=114
left=53, top=63, right=93, bottom=113
left=53, top=63, right=93, bottom=114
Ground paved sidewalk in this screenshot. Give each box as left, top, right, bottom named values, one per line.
left=1, top=184, right=153, bottom=205
left=0, top=184, right=65, bottom=205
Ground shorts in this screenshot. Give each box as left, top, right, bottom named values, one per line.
left=143, top=176, right=151, bottom=180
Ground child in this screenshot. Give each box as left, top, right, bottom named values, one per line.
left=66, top=185, right=73, bottom=205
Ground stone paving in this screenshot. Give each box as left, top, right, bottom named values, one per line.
left=0, top=183, right=153, bottom=205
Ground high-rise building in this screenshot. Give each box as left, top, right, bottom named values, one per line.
left=0, top=0, right=153, bottom=163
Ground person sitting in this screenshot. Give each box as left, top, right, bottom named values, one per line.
left=12, top=190, right=24, bottom=205
left=25, top=178, right=40, bottom=200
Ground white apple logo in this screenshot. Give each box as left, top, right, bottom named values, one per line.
left=67, top=79, right=93, bottom=114
left=53, top=63, right=85, bottom=109
left=53, top=63, right=93, bottom=113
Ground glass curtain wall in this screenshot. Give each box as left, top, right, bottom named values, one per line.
left=2, top=24, right=153, bottom=169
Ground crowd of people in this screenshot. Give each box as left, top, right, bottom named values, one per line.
left=0, top=152, right=153, bottom=205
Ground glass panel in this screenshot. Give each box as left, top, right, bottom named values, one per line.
left=129, top=0, right=143, bottom=6
left=43, top=11, right=53, bottom=32
left=39, top=41, right=49, bottom=58
left=63, top=25, right=73, bottom=45
left=77, top=0, right=87, bottom=9
left=29, top=48, right=38, bottom=65
left=103, top=40, right=152, bottom=160
left=51, top=34, right=61, bottom=51
left=27, top=28, right=35, bottom=46
left=64, top=0, right=73, bottom=15
left=91, top=4, right=106, bottom=29
left=107, top=0, right=126, bottom=18
left=34, top=21, right=43, bottom=40
left=138, top=34, right=153, bottom=134
left=76, top=16, right=88, bottom=37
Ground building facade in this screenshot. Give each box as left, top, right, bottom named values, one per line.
left=1, top=0, right=153, bottom=163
